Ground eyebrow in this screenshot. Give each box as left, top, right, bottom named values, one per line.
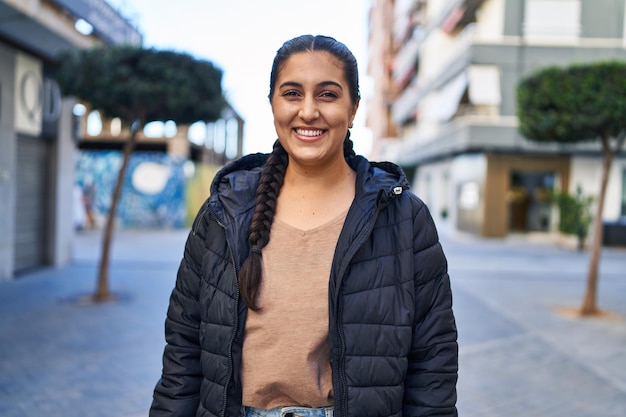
left=278, top=80, right=344, bottom=90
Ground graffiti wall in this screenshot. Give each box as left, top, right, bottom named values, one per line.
left=75, top=151, right=188, bottom=229
left=184, top=163, right=219, bottom=226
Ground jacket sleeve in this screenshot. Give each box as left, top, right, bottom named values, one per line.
left=149, top=221, right=206, bottom=416
left=403, top=200, right=458, bottom=417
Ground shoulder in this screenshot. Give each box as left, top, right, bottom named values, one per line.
left=381, top=189, right=441, bottom=255
left=209, top=152, right=268, bottom=196
left=187, top=153, right=267, bottom=241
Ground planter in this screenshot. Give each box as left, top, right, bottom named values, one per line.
left=556, top=233, right=587, bottom=251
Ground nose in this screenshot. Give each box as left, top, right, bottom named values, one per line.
left=298, top=96, right=319, bottom=122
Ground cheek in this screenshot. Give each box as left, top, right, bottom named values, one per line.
left=271, top=102, right=292, bottom=121
left=273, top=110, right=290, bottom=127
left=330, top=109, right=354, bottom=126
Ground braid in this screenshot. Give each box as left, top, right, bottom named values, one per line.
left=238, top=140, right=288, bottom=310
left=343, top=131, right=356, bottom=157
left=238, top=133, right=354, bottom=310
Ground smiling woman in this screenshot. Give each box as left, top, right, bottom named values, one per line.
left=105, top=0, right=372, bottom=155
left=271, top=50, right=358, bottom=175
left=149, top=35, right=458, bottom=417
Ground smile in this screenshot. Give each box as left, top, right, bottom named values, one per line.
left=295, top=128, right=325, bottom=137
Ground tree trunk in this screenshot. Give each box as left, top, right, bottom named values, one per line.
left=93, top=130, right=138, bottom=302
left=579, top=136, right=613, bottom=315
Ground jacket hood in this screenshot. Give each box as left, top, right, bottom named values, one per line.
left=209, top=152, right=269, bottom=197
left=206, top=151, right=410, bottom=224
left=351, top=157, right=410, bottom=210
left=207, top=152, right=268, bottom=223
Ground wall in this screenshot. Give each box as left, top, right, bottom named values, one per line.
left=474, top=0, right=505, bottom=41
left=0, top=42, right=16, bottom=280
left=185, top=162, right=220, bottom=227
left=570, top=155, right=626, bottom=221
left=580, top=0, right=624, bottom=39
left=451, top=153, right=487, bottom=235
left=75, top=151, right=188, bottom=229
left=50, top=99, right=78, bottom=266
left=413, top=158, right=454, bottom=225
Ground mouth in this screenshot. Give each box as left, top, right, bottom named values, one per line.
left=294, top=128, right=326, bottom=138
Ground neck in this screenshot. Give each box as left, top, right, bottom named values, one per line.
left=283, top=156, right=352, bottom=191
left=275, top=157, right=356, bottom=230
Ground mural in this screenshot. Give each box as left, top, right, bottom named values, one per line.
left=184, top=163, right=219, bottom=226
left=75, top=151, right=187, bottom=229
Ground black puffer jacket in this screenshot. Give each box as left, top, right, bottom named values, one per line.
left=150, top=153, right=458, bottom=417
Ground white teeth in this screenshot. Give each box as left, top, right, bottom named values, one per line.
left=296, top=129, right=323, bottom=137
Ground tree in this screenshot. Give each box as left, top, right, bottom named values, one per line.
left=551, top=185, right=594, bottom=251
left=56, top=46, right=225, bottom=302
left=517, top=61, right=626, bottom=316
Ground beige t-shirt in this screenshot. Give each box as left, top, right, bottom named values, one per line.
left=241, top=210, right=347, bottom=409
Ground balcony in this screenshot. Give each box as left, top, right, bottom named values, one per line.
left=438, top=0, right=486, bottom=33
left=392, top=27, right=425, bottom=88
left=391, top=76, right=421, bottom=125
left=391, top=23, right=476, bottom=125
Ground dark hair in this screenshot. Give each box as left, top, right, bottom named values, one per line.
left=268, top=34, right=361, bottom=105
left=238, top=35, right=359, bottom=311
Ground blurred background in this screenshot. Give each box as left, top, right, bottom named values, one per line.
left=1, top=0, right=625, bottom=279
left=0, top=1, right=625, bottom=416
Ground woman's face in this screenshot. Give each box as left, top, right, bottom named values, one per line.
left=271, top=51, right=359, bottom=170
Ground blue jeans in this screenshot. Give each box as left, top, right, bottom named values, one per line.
left=241, top=405, right=334, bottom=417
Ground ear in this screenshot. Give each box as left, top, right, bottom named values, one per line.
left=350, top=99, right=360, bottom=123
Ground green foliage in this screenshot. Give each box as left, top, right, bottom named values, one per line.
left=55, top=46, right=225, bottom=127
left=517, top=61, right=626, bottom=143
left=551, top=185, right=594, bottom=238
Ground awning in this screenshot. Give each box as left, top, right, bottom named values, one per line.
left=419, top=71, right=468, bottom=122
left=418, top=64, right=501, bottom=122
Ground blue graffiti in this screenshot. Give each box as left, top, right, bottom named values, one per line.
left=75, top=151, right=186, bottom=229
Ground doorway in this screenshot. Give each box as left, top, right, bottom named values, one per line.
left=15, top=135, right=50, bottom=273
left=508, top=171, right=554, bottom=232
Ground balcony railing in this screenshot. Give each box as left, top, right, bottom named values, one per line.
left=392, top=27, right=425, bottom=87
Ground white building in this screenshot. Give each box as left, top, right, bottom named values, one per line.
left=368, top=0, right=626, bottom=241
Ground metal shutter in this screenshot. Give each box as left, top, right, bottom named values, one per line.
left=14, top=135, right=50, bottom=273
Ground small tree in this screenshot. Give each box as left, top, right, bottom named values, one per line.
left=56, top=46, right=225, bottom=302
left=551, top=185, right=594, bottom=251
left=517, top=61, right=626, bottom=316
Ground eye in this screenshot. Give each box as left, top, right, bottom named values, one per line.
left=320, top=91, right=338, bottom=99
left=282, top=90, right=300, bottom=97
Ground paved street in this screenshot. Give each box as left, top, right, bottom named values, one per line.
left=0, top=226, right=625, bottom=417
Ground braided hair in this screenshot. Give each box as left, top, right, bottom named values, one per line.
left=238, top=35, right=360, bottom=311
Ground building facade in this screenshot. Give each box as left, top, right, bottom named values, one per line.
left=368, top=0, right=626, bottom=240
left=0, top=0, right=143, bottom=280
left=0, top=0, right=245, bottom=280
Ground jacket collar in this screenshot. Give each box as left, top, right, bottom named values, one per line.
left=348, top=155, right=410, bottom=210
left=207, top=152, right=410, bottom=224
left=207, top=152, right=268, bottom=223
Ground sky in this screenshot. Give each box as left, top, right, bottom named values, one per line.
left=106, top=0, right=374, bottom=156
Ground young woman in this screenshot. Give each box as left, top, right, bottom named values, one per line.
left=150, top=34, right=458, bottom=417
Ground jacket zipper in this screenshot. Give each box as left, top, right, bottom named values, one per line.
left=221, top=250, right=239, bottom=417
left=205, top=208, right=240, bottom=417
left=192, top=205, right=210, bottom=235
left=333, top=206, right=381, bottom=417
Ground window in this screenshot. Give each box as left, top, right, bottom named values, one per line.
left=524, top=0, right=581, bottom=42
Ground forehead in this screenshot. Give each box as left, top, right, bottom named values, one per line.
left=277, top=51, right=346, bottom=84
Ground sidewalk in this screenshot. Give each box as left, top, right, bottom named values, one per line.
left=444, top=231, right=626, bottom=417
left=0, top=227, right=625, bottom=417
left=0, top=229, right=189, bottom=417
